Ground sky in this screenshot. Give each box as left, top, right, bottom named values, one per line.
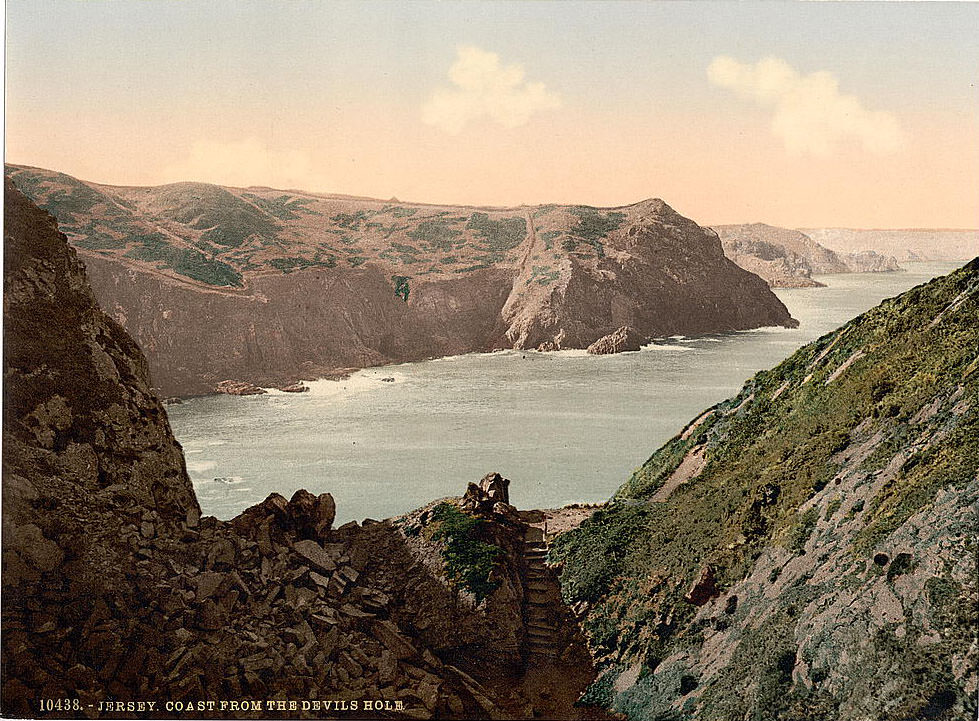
left=5, top=0, right=979, bottom=228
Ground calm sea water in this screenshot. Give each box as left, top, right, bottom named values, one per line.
left=168, top=262, right=964, bottom=523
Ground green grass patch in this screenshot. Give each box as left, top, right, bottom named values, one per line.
left=392, top=275, right=410, bottom=302
left=408, top=218, right=463, bottom=252
left=427, top=503, right=504, bottom=603
left=466, top=212, right=527, bottom=253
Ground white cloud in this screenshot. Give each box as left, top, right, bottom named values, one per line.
left=422, top=45, right=561, bottom=134
left=162, top=138, right=316, bottom=189
left=707, top=55, right=907, bottom=156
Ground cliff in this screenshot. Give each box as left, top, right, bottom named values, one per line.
left=803, top=227, right=979, bottom=262
left=7, top=165, right=795, bottom=397
left=838, top=249, right=902, bottom=273
left=552, top=258, right=978, bottom=720
left=713, top=223, right=902, bottom=288
left=1, top=180, right=602, bottom=719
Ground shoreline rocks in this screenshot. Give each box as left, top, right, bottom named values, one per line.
left=278, top=381, right=309, bottom=393
left=216, top=379, right=267, bottom=395
left=586, top=326, right=645, bottom=355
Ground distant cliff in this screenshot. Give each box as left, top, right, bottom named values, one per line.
left=1, top=180, right=601, bottom=719
left=804, top=227, right=979, bottom=262
left=553, top=259, right=979, bottom=720
left=7, top=165, right=795, bottom=397
left=714, top=223, right=902, bottom=288
left=838, top=249, right=902, bottom=273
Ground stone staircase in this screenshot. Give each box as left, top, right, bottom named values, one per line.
left=522, top=526, right=559, bottom=659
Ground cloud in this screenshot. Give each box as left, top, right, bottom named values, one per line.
left=422, top=45, right=561, bottom=134
left=162, top=138, right=316, bottom=188
left=707, top=55, right=907, bottom=156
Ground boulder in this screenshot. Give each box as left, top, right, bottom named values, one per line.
left=215, top=380, right=267, bottom=396
left=587, top=326, right=645, bottom=355
left=683, top=566, right=719, bottom=606
left=461, top=473, right=511, bottom=514
left=293, top=540, right=337, bottom=574
left=279, top=382, right=309, bottom=393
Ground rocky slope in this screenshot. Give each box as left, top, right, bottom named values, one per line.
left=804, top=228, right=979, bottom=263
left=713, top=223, right=902, bottom=287
left=6, top=165, right=794, bottom=397
left=552, top=259, right=978, bottom=720
left=1, top=180, right=604, bottom=719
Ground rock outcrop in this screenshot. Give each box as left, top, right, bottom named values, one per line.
left=839, top=249, right=902, bottom=273
left=1, top=180, right=604, bottom=719
left=553, top=258, right=979, bottom=720
left=586, top=326, right=644, bottom=355
left=7, top=165, right=795, bottom=397
left=714, top=223, right=903, bottom=287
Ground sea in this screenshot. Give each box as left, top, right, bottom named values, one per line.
left=168, top=261, right=965, bottom=524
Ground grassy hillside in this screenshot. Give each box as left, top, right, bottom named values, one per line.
left=553, top=259, right=978, bottom=720
left=5, top=165, right=636, bottom=292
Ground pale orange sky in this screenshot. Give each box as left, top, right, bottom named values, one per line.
left=6, top=1, right=979, bottom=229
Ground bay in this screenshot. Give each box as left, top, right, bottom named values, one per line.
left=168, top=261, right=965, bottom=523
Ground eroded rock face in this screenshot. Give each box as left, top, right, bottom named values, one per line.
left=714, top=223, right=903, bottom=288
left=840, top=250, right=902, bottom=273
left=1, top=182, right=603, bottom=719
left=2, top=177, right=201, bottom=590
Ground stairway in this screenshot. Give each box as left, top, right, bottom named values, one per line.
left=522, top=529, right=559, bottom=659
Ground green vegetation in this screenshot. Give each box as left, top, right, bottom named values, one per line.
left=391, top=275, right=410, bottom=302
left=170, top=249, right=243, bottom=287
left=378, top=205, right=418, bottom=218
left=241, top=193, right=320, bottom=220
left=158, top=183, right=280, bottom=248
left=266, top=256, right=337, bottom=273
left=123, top=233, right=242, bottom=287
left=539, top=230, right=562, bottom=250
left=528, top=265, right=560, bottom=286
left=408, top=218, right=463, bottom=252
left=551, top=259, right=979, bottom=719
left=426, top=503, right=504, bottom=603
left=564, top=206, right=627, bottom=258
left=466, top=212, right=527, bottom=253
left=72, top=229, right=127, bottom=250
left=331, top=210, right=373, bottom=229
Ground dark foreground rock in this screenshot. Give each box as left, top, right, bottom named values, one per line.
left=1, top=180, right=607, bottom=719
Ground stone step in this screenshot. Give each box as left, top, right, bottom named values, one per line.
left=527, top=621, right=557, bottom=632
left=526, top=582, right=553, bottom=593
left=525, top=600, right=553, bottom=609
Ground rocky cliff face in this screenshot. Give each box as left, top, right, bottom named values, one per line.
left=803, top=227, right=979, bottom=262
left=714, top=223, right=902, bottom=288
left=552, top=259, right=979, bottom=720
left=7, top=165, right=795, bottom=397
left=838, top=249, right=903, bottom=273
left=1, top=180, right=602, bottom=719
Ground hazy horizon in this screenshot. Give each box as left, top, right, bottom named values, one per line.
left=6, top=1, right=978, bottom=228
